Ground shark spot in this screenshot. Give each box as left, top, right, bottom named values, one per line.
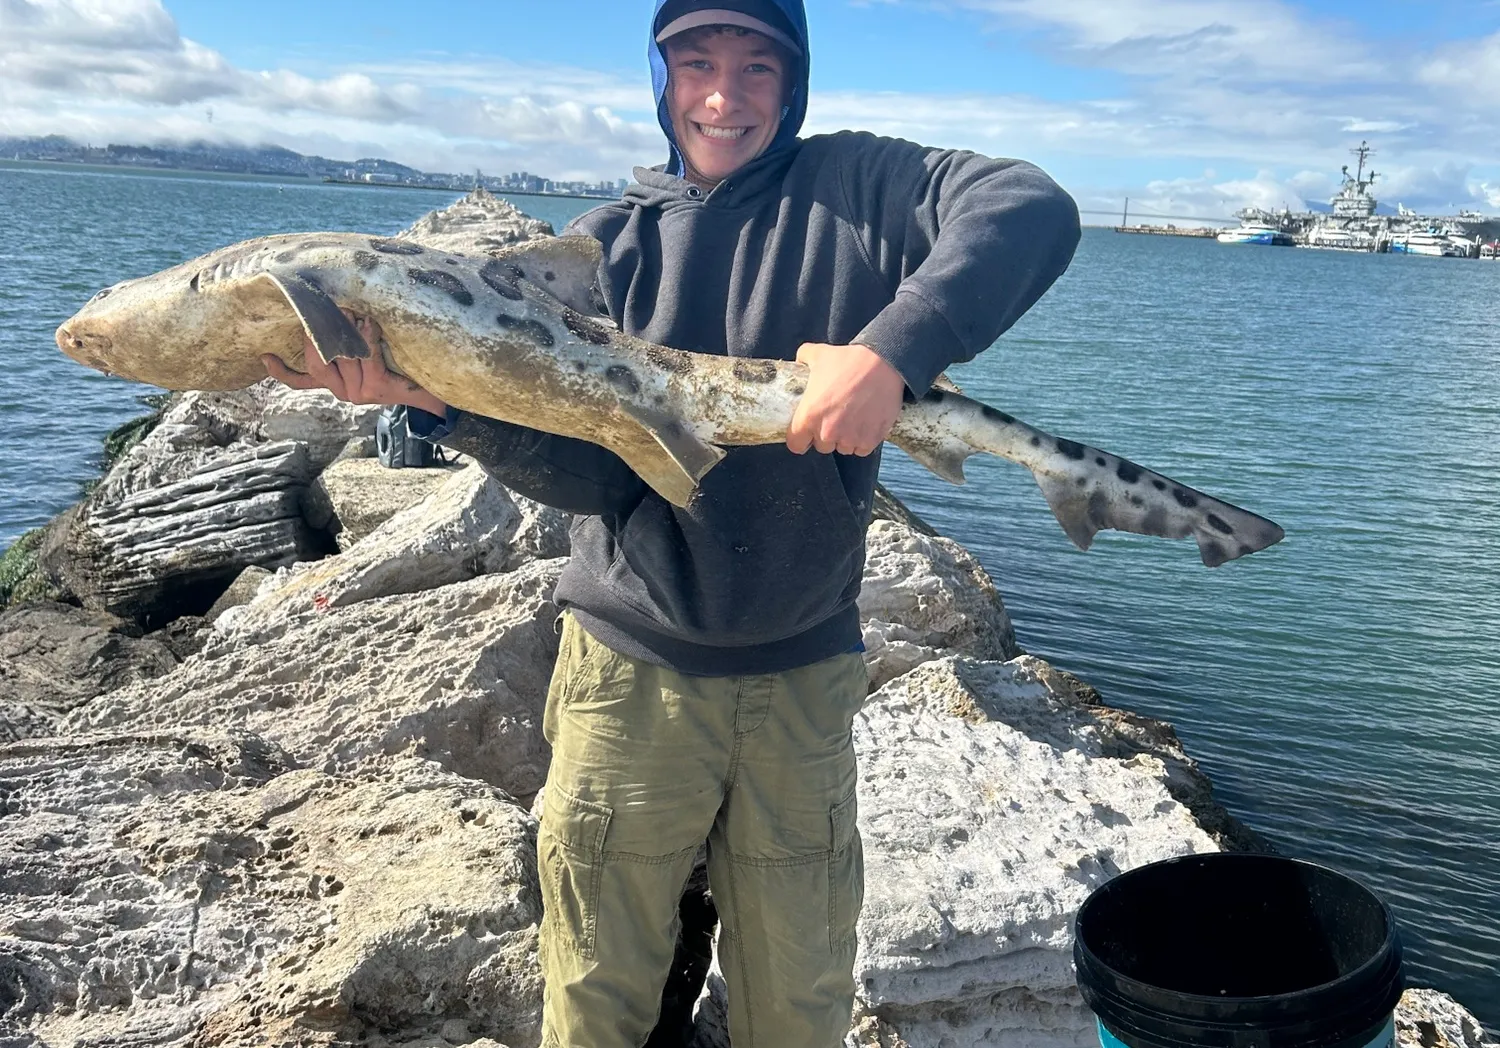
left=1202, top=540, right=1227, bottom=566
left=1152, top=479, right=1167, bottom=491
left=787, top=379, right=807, bottom=396
left=371, top=238, right=423, bottom=255
left=409, top=268, right=474, bottom=307
left=544, top=270, right=556, bottom=282
left=1076, top=477, right=1088, bottom=487
left=647, top=345, right=694, bottom=373
left=354, top=251, right=380, bottom=271
left=479, top=260, right=524, bottom=301
left=1172, top=487, right=1199, bottom=509
left=732, top=359, right=778, bottom=384
left=1130, top=495, right=1145, bottom=507
left=1238, top=544, right=1255, bottom=558
left=1056, top=438, right=1086, bottom=460
left=1206, top=513, right=1234, bottom=535
left=981, top=405, right=1015, bottom=424
left=573, top=361, right=587, bottom=372
left=494, top=313, right=555, bottom=347
left=1030, top=436, right=1041, bottom=447
left=605, top=365, right=640, bottom=396
left=1116, top=461, right=1142, bottom=484
left=563, top=310, right=612, bottom=346
left=1143, top=507, right=1169, bottom=534
left=1095, top=456, right=1107, bottom=467
left=446, top=258, right=459, bottom=265
left=275, top=250, right=299, bottom=263
left=923, top=388, right=946, bottom=402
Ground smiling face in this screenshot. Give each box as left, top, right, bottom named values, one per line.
left=664, top=26, right=790, bottom=189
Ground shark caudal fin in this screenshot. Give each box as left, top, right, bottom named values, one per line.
left=1033, top=469, right=1284, bottom=566
left=890, top=388, right=1286, bottom=567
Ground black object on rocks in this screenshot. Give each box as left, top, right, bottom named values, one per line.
left=1074, top=853, right=1404, bottom=1048
left=377, top=405, right=435, bottom=469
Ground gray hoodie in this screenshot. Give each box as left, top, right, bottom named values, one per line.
left=426, top=131, right=1080, bottom=675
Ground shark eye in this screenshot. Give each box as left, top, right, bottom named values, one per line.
left=90, top=288, right=111, bottom=302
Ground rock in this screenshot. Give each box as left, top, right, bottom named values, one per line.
left=204, top=565, right=274, bottom=624
left=397, top=188, right=555, bottom=255
left=0, top=601, right=180, bottom=742
left=217, top=465, right=567, bottom=647
left=850, top=656, right=1223, bottom=1048
left=858, top=519, right=1021, bottom=689
left=306, top=457, right=460, bottom=549
left=870, top=482, right=937, bottom=537
left=66, top=559, right=564, bottom=802
left=0, top=733, right=541, bottom=1048
left=1396, top=989, right=1499, bottom=1048
left=256, top=383, right=382, bottom=471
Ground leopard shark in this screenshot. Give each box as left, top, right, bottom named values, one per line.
left=55, top=231, right=1284, bottom=566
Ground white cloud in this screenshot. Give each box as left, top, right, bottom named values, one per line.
left=0, top=0, right=662, bottom=178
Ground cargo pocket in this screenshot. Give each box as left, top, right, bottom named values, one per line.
left=539, top=787, right=613, bottom=959
left=828, top=788, right=863, bottom=953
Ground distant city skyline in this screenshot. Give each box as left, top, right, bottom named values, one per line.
left=2, top=0, right=1498, bottom=219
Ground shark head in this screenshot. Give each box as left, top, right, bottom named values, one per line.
left=57, top=244, right=315, bottom=390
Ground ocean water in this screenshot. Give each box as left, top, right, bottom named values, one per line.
left=2, top=163, right=1497, bottom=1031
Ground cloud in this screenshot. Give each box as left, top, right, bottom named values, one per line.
left=0, top=0, right=662, bottom=179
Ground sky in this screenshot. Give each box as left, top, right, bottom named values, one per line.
left=2, top=0, right=1499, bottom=221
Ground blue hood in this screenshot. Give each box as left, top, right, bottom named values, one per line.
left=649, top=0, right=810, bottom=177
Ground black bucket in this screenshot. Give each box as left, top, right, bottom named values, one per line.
left=1074, top=854, right=1403, bottom=1048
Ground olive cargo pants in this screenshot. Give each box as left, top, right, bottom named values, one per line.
left=539, top=614, right=868, bottom=1048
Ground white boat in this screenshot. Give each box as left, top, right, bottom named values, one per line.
left=1216, top=222, right=1294, bottom=246
left=1389, top=231, right=1469, bottom=257
left=1303, top=227, right=1374, bottom=252
left=1481, top=241, right=1498, bottom=260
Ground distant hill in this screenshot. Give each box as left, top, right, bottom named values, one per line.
left=0, top=136, right=624, bottom=199
left=0, top=135, right=425, bottom=182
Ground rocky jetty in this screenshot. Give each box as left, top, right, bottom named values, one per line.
left=2, top=191, right=1492, bottom=1048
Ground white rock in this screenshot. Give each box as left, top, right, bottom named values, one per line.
left=307, top=457, right=461, bottom=549
left=851, top=656, right=1221, bottom=1047
left=858, top=520, right=1020, bottom=689
left=1, top=733, right=542, bottom=1048
left=397, top=188, right=555, bottom=255
left=1397, top=989, right=1499, bottom=1048
left=65, top=559, right=564, bottom=800
left=218, top=464, right=565, bottom=646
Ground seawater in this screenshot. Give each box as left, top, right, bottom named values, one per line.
left=2, top=163, right=1497, bottom=1031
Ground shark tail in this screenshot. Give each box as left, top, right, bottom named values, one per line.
left=889, top=390, right=1285, bottom=567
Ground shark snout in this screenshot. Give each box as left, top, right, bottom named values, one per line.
left=56, top=322, right=113, bottom=371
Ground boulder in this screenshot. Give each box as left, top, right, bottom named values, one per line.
left=396, top=188, right=555, bottom=255
left=215, top=465, right=568, bottom=647
left=66, top=559, right=564, bottom=802
left=203, top=565, right=274, bottom=624
left=0, top=601, right=180, bottom=742
left=1396, top=989, right=1499, bottom=1048
left=0, top=732, right=542, bottom=1048
left=306, top=457, right=461, bottom=549
left=848, top=656, right=1223, bottom=1048
left=858, top=519, right=1021, bottom=689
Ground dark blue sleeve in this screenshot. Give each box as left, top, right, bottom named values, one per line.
left=428, top=411, right=646, bottom=516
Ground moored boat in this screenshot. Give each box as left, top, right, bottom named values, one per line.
left=1216, top=222, right=1295, bottom=246
left=1389, top=231, right=1470, bottom=258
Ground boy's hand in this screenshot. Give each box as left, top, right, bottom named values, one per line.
left=786, top=343, right=905, bottom=457
left=262, top=313, right=448, bottom=417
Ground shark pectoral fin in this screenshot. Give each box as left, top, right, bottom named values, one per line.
left=614, top=401, right=727, bottom=507
left=491, top=236, right=604, bottom=315
left=256, top=271, right=368, bottom=365
left=901, top=436, right=975, bottom=486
